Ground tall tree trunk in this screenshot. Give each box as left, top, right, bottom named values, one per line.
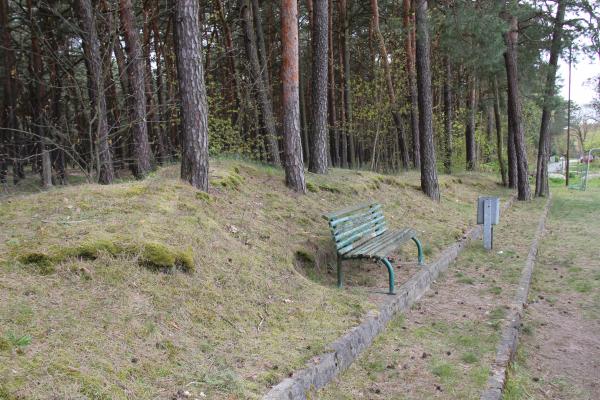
left=492, top=76, right=508, bottom=186
left=403, top=0, right=420, bottom=169
left=371, top=0, right=408, bottom=170
left=28, top=0, right=52, bottom=188
left=214, top=0, right=240, bottom=125
left=173, top=0, right=209, bottom=190
left=281, top=0, right=306, bottom=192
left=119, top=0, right=152, bottom=177
left=309, top=0, right=328, bottom=173
left=506, top=92, right=517, bottom=188
left=535, top=0, right=566, bottom=197
left=415, top=0, right=439, bottom=201
left=443, top=57, right=452, bottom=174
left=241, top=0, right=280, bottom=164
left=338, top=30, right=348, bottom=168
left=339, top=0, right=355, bottom=167
left=504, top=15, right=530, bottom=200
left=327, top=0, right=339, bottom=167
left=465, top=74, right=477, bottom=170
left=1, top=0, right=18, bottom=184
left=78, top=0, right=114, bottom=184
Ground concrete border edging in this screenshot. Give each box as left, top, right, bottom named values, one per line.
left=264, top=195, right=517, bottom=400
left=480, top=195, right=552, bottom=400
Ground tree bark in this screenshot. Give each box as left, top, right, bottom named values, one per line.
left=119, top=0, right=152, bottom=177
left=403, top=0, right=420, bottom=169
left=535, top=0, right=566, bottom=197
left=241, top=0, right=280, bottom=164
left=78, top=0, right=114, bottom=184
left=415, top=0, right=439, bottom=200
left=281, top=0, right=306, bottom=192
left=371, top=0, right=409, bottom=170
left=0, top=0, right=17, bottom=184
left=492, top=76, right=508, bottom=186
left=443, top=57, right=452, bottom=174
left=504, top=15, right=530, bottom=200
left=309, top=0, right=328, bottom=173
left=339, top=0, right=354, bottom=167
left=327, top=0, right=339, bottom=166
left=465, top=74, right=477, bottom=170
left=28, top=0, right=52, bottom=188
left=173, top=0, right=209, bottom=190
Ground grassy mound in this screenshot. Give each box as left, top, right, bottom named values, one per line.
left=0, top=159, right=511, bottom=399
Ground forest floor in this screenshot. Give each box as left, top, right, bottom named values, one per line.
left=0, top=159, right=511, bottom=399
left=504, top=184, right=600, bottom=400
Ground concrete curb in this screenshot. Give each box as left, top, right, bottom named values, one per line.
left=480, top=195, right=552, bottom=400
left=263, top=195, right=517, bottom=400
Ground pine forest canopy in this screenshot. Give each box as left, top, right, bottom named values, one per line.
left=0, top=0, right=599, bottom=199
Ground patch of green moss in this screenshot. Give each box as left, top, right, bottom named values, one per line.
left=17, top=253, right=56, bottom=274
left=70, top=239, right=120, bottom=260
left=211, top=172, right=245, bottom=190
left=306, top=181, right=318, bottom=193
left=140, top=242, right=177, bottom=269
left=195, top=191, right=212, bottom=202
left=175, top=249, right=195, bottom=273
left=318, top=183, right=342, bottom=193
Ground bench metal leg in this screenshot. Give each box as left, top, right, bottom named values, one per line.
left=337, top=256, right=343, bottom=289
left=411, top=237, right=424, bottom=265
left=380, top=258, right=396, bottom=295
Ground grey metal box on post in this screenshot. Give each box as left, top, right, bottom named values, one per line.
left=477, top=197, right=500, bottom=250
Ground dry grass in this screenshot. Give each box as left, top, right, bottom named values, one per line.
left=0, top=158, right=511, bottom=399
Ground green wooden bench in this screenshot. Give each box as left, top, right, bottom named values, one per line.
left=323, top=202, right=424, bottom=295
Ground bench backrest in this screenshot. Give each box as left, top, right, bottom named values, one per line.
left=323, top=202, right=387, bottom=255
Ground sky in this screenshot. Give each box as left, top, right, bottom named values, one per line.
left=558, top=55, right=598, bottom=106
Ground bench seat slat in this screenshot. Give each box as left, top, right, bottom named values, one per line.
left=367, top=229, right=416, bottom=258
left=334, top=214, right=385, bottom=241
left=338, top=226, right=387, bottom=255
left=323, top=202, right=378, bottom=220
left=329, top=205, right=382, bottom=228
left=331, top=211, right=384, bottom=234
left=335, top=223, right=387, bottom=250
left=347, top=228, right=415, bottom=258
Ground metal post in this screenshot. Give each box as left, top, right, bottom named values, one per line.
left=566, top=45, right=572, bottom=186
left=483, top=199, right=493, bottom=250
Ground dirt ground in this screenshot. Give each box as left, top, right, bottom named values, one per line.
left=505, top=187, right=600, bottom=400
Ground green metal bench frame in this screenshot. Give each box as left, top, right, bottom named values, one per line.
left=323, top=202, right=424, bottom=295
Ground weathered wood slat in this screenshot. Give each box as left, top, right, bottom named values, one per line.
left=323, top=202, right=377, bottom=220
left=334, top=215, right=385, bottom=241
left=328, top=205, right=382, bottom=228
left=368, top=229, right=415, bottom=258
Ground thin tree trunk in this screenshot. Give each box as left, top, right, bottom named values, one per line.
left=173, top=0, right=209, bottom=190
left=492, top=76, right=508, bottom=186
left=327, top=0, right=339, bottom=167
left=309, top=0, right=328, bottom=173
left=78, top=0, right=114, bottom=184
left=403, top=0, right=420, bottom=169
left=241, top=0, right=280, bottom=164
left=465, top=74, right=477, bottom=170
left=339, top=0, right=355, bottom=167
left=119, top=0, right=152, bottom=177
left=28, top=0, right=52, bottom=188
left=1, top=0, right=18, bottom=184
left=415, top=0, right=439, bottom=201
left=371, top=0, right=408, bottom=170
left=504, top=15, right=530, bottom=200
left=535, top=0, right=566, bottom=197
left=338, top=31, right=348, bottom=168
left=281, top=0, right=306, bottom=192
left=443, top=57, right=452, bottom=174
